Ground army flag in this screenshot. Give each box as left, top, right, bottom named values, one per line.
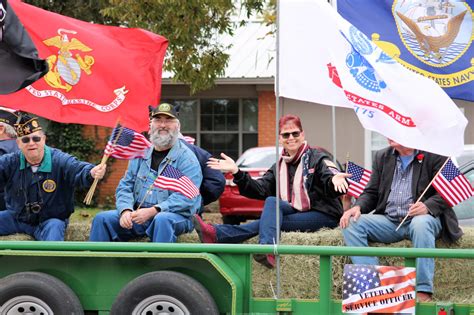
left=0, top=0, right=168, bottom=132
left=279, top=0, right=468, bottom=157
left=337, top=0, right=474, bottom=102
left=0, top=0, right=48, bottom=94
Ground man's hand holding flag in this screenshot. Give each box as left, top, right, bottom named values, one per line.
left=84, top=124, right=152, bottom=205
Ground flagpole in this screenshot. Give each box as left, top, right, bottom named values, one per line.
left=395, top=157, right=450, bottom=231
left=275, top=0, right=282, bottom=299
left=330, top=0, right=338, bottom=166
left=83, top=121, right=123, bottom=205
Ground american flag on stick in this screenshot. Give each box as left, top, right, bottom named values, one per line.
left=153, top=164, right=199, bottom=199
left=432, top=158, right=473, bottom=207
left=105, top=125, right=151, bottom=160
left=342, top=264, right=416, bottom=314
left=346, top=161, right=372, bottom=198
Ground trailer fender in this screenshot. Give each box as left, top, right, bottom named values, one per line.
left=0, top=271, right=83, bottom=315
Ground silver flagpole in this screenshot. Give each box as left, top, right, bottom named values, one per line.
left=330, top=0, right=337, bottom=164
left=275, top=0, right=281, bottom=299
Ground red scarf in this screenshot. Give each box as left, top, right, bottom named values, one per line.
left=279, top=141, right=311, bottom=211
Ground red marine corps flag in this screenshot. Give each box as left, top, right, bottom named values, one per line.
left=0, top=0, right=168, bottom=132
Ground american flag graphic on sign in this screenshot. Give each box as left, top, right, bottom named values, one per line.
left=104, top=126, right=151, bottom=160
left=432, top=158, right=473, bottom=207
left=153, top=164, right=199, bottom=199
left=342, top=264, right=416, bottom=314
left=346, top=161, right=372, bottom=198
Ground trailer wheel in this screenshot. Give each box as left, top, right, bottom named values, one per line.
left=0, top=272, right=83, bottom=315
left=111, top=271, right=218, bottom=315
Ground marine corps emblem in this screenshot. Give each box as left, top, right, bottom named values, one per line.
left=43, top=29, right=95, bottom=91
left=393, top=0, right=473, bottom=66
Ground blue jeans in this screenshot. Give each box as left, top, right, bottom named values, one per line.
left=0, top=211, right=67, bottom=241
left=89, top=210, right=193, bottom=243
left=342, top=214, right=442, bottom=293
left=216, top=196, right=338, bottom=244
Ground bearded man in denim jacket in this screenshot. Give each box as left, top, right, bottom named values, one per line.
left=90, top=103, right=202, bottom=243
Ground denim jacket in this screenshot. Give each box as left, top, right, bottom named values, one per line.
left=116, top=140, right=202, bottom=218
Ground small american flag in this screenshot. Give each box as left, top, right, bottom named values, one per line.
left=347, top=161, right=372, bottom=198
left=342, top=264, right=416, bottom=314
left=104, top=125, right=151, bottom=160
left=153, top=164, right=199, bottom=199
left=432, top=158, right=473, bottom=207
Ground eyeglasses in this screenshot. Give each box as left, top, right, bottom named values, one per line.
left=280, top=131, right=301, bottom=139
left=153, top=118, right=177, bottom=125
left=20, top=136, right=42, bottom=144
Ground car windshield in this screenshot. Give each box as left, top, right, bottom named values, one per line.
left=236, top=148, right=278, bottom=169
left=453, top=145, right=474, bottom=167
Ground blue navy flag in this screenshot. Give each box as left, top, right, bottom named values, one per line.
left=337, top=0, right=474, bottom=101
left=0, top=0, right=48, bottom=94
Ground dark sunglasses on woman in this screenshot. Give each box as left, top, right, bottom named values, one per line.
left=280, top=131, right=301, bottom=139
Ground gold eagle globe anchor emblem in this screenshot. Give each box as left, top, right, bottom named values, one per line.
left=43, top=29, right=95, bottom=92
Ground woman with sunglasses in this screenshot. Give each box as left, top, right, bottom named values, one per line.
left=193, top=114, right=351, bottom=268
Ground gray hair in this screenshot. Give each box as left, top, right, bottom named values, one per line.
left=0, top=122, right=17, bottom=138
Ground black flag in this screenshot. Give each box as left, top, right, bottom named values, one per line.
left=0, top=0, right=48, bottom=94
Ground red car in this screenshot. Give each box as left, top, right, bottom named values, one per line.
left=219, top=146, right=342, bottom=224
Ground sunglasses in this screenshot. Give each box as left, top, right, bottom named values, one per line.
left=20, top=136, right=42, bottom=144
left=280, top=131, right=301, bottom=139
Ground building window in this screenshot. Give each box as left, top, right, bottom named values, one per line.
left=163, top=98, right=258, bottom=160
left=364, top=130, right=388, bottom=167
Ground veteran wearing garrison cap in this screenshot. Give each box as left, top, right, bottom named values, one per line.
left=0, top=113, right=107, bottom=241
left=0, top=108, right=20, bottom=210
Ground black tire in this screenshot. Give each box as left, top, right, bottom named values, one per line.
left=111, top=271, right=218, bottom=315
left=222, top=215, right=246, bottom=225
left=0, top=272, right=83, bottom=315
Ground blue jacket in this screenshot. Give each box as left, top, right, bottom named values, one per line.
left=116, top=140, right=202, bottom=218
left=0, top=146, right=94, bottom=224
left=181, top=139, right=225, bottom=206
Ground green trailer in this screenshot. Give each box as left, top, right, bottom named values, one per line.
left=0, top=241, right=472, bottom=314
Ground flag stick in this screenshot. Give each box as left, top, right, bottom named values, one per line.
left=83, top=123, right=123, bottom=205
left=395, top=157, right=450, bottom=231
left=345, top=152, right=350, bottom=172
